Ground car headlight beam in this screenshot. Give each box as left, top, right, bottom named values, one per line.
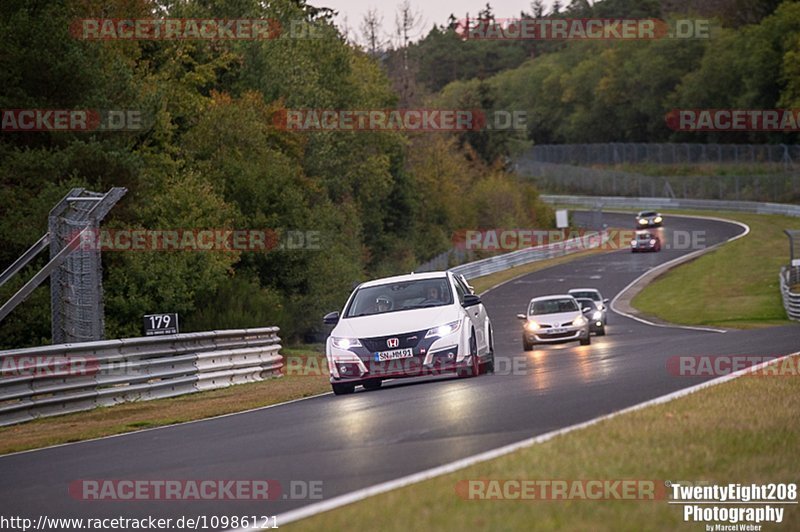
left=425, top=320, right=462, bottom=338
left=525, top=320, right=541, bottom=331
left=572, top=316, right=587, bottom=327
left=332, top=337, right=362, bottom=349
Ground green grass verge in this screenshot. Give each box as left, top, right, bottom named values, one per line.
left=291, top=355, right=800, bottom=531
left=632, top=212, right=800, bottom=329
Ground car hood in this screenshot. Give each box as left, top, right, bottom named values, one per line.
left=528, top=311, right=580, bottom=326
left=335, top=306, right=460, bottom=338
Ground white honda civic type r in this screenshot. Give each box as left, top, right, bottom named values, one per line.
left=322, top=271, right=495, bottom=395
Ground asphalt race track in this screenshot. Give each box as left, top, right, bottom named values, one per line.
left=1, top=213, right=798, bottom=530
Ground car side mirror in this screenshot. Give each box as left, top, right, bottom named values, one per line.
left=463, top=294, right=481, bottom=307
left=323, top=311, right=340, bottom=325
left=582, top=307, right=592, bottom=314
left=516, top=313, right=527, bottom=320
left=603, top=298, right=609, bottom=303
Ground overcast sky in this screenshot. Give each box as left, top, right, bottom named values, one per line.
left=320, top=0, right=556, bottom=45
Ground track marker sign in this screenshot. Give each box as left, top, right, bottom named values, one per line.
left=143, top=313, right=179, bottom=336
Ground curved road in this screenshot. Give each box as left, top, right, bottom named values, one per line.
left=1, top=213, right=797, bottom=529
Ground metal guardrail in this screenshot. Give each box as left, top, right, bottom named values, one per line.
left=450, top=231, right=605, bottom=280
left=540, top=195, right=800, bottom=217
left=781, top=266, right=800, bottom=321
left=0, top=327, right=281, bottom=426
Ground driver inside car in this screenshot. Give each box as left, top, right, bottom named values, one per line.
left=376, top=296, right=392, bottom=313
left=422, top=285, right=442, bottom=304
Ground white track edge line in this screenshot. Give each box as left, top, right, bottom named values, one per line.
left=234, top=350, right=799, bottom=531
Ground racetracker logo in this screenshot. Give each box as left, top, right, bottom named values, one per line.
left=65, top=229, right=321, bottom=252
left=666, top=355, right=800, bottom=377
left=68, top=479, right=323, bottom=501
left=70, top=18, right=281, bottom=40
left=272, top=109, right=527, bottom=132
left=455, top=479, right=667, bottom=500
left=666, top=109, right=800, bottom=132
left=1, top=109, right=146, bottom=132
left=458, top=18, right=710, bottom=40
left=0, top=355, right=99, bottom=378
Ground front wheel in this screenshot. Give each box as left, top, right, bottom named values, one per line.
left=523, top=337, right=534, bottom=351
left=579, top=334, right=591, bottom=346
left=596, top=326, right=606, bottom=337
left=459, top=333, right=480, bottom=377
left=362, top=379, right=382, bottom=391
left=332, top=382, right=355, bottom=395
left=484, top=328, right=495, bottom=374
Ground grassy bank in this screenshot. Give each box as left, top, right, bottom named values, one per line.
left=291, top=355, right=800, bottom=531
left=633, top=212, right=800, bottom=329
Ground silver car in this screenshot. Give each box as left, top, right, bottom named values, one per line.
left=517, top=295, right=591, bottom=350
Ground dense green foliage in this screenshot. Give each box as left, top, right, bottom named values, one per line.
left=400, top=0, right=799, bottom=146
left=0, top=0, right=551, bottom=347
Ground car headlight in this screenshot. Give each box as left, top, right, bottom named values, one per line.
left=425, top=320, right=461, bottom=338
left=592, top=311, right=602, bottom=320
left=631, top=241, right=638, bottom=246
left=572, top=316, right=587, bottom=327
left=332, top=337, right=362, bottom=349
left=639, top=218, right=648, bottom=225
left=524, top=320, right=541, bottom=331
left=654, top=216, right=662, bottom=223
left=650, top=239, right=656, bottom=245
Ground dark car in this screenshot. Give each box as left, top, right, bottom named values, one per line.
left=635, top=210, right=663, bottom=228
left=631, top=230, right=661, bottom=252
left=575, top=298, right=606, bottom=336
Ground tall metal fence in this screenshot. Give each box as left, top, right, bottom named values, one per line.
left=515, top=161, right=800, bottom=203
left=0, top=327, right=282, bottom=426
left=523, top=143, right=800, bottom=166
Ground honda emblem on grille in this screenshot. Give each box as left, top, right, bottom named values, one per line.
left=387, top=337, right=399, bottom=348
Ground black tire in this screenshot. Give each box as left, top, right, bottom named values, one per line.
left=523, top=336, right=534, bottom=351
left=596, top=326, right=606, bottom=337
left=362, top=379, right=382, bottom=391
left=459, top=332, right=480, bottom=377
left=579, top=334, right=591, bottom=346
left=332, top=382, right=355, bottom=395
left=484, top=328, right=495, bottom=374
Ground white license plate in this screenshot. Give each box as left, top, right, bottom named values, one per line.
left=374, top=348, right=414, bottom=362
left=549, top=328, right=567, bottom=334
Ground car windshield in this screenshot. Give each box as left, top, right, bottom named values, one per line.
left=529, top=298, right=579, bottom=315
left=636, top=233, right=653, bottom=240
left=639, top=211, right=657, bottom=217
left=344, top=278, right=453, bottom=317
left=576, top=298, right=596, bottom=310
left=570, top=291, right=601, bottom=301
